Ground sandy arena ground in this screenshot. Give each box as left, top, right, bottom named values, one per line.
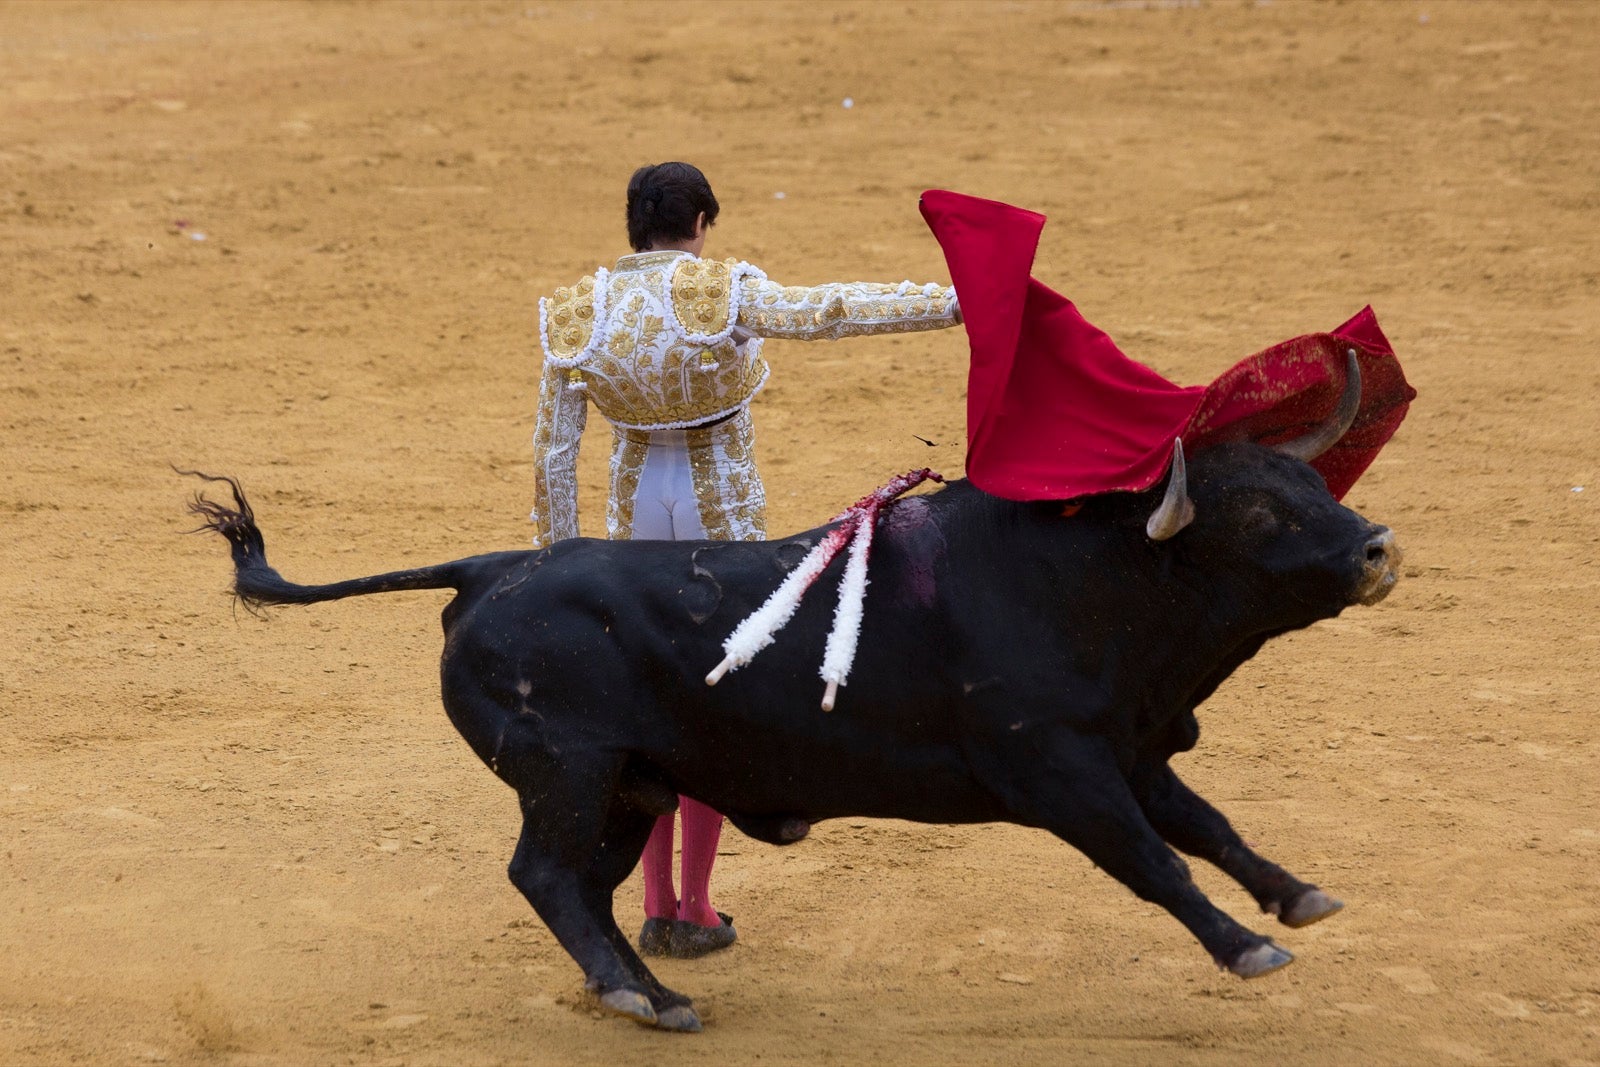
left=3, top=1, right=1598, bottom=1064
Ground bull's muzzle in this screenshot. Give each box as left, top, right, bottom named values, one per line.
left=1354, top=526, right=1402, bottom=605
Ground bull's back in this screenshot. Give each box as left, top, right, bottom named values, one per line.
left=439, top=534, right=995, bottom=822
left=440, top=536, right=793, bottom=718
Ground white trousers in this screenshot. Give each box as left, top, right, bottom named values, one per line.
left=628, top=430, right=709, bottom=541
left=606, top=409, right=767, bottom=543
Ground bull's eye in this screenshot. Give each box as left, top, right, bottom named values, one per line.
left=1241, top=503, right=1280, bottom=537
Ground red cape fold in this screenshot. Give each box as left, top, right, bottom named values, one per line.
left=918, top=190, right=1416, bottom=502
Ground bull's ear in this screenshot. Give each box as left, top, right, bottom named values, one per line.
left=1146, top=438, right=1194, bottom=541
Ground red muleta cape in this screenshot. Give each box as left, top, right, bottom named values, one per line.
left=918, top=190, right=1416, bottom=502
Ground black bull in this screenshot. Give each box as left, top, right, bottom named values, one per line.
left=187, top=439, right=1401, bottom=1033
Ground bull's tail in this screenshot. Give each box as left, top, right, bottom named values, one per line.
left=180, top=470, right=464, bottom=610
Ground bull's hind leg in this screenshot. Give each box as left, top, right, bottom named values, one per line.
left=1011, top=736, right=1292, bottom=980
left=580, top=805, right=703, bottom=1032
left=506, top=774, right=700, bottom=1032
left=1130, top=760, right=1343, bottom=929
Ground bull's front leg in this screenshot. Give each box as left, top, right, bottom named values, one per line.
left=1000, top=735, right=1293, bottom=980
left=1129, top=759, right=1343, bottom=929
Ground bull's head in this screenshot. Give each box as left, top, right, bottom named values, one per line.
left=1143, top=350, right=1402, bottom=611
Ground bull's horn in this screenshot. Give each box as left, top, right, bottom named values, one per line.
left=1274, top=348, right=1362, bottom=462
left=1146, top=438, right=1194, bottom=541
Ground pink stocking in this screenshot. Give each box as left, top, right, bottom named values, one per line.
left=676, top=796, right=724, bottom=927
left=641, top=813, right=677, bottom=921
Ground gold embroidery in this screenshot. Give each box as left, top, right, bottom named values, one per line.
left=731, top=278, right=956, bottom=340
left=545, top=284, right=597, bottom=359
left=529, top=375, right=556, bottom=545
left=530, top=361, right=587, bottom=547
left=590, top=390, right=759, bottom=429
left=671, top=258, right=736, bottom=337
left=539, top=261, right=952, bottom=544
left=684, top=413, right=766, bottom=542
left=688, top=438, right=733, bottom=542
left=607, top=431, right=649, bottom=540
left=582, top=329, right=768, bottom=428
left=609, top=418, right=766, bottom=542
left=616, top=291, right=643, bottom=329
left=615, top=377, right=645, bottom=405
left=617, top=251, right=686, bottom=269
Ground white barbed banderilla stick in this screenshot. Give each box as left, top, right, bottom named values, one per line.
left=704, top=468, right=943, bottom=710
left=702, top=523, right=850, bottom=686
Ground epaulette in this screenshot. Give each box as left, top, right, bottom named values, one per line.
left=538, top=268, right=610, bottom=367
left=666, top=257, right=766, bottom=345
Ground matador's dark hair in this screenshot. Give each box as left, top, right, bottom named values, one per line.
left=626, top=162, right=719, bottom=252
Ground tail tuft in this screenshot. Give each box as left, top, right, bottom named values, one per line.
left=177, top=468, right=276, bottom=610
left=179, top=469, right=258, bottom=544
left=179, top=467, right=463, bottom=610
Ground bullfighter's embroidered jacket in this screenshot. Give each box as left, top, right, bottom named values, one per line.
left=530, top=250, right=958, bottom=547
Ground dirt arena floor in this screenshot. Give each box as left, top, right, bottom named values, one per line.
left=3, top=1, right=1598, bottom=1063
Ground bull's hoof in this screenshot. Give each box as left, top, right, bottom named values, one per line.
left=655, top=1005, right=703, bottom=1033
left=1281, top=888, right=1344, bottom=929
left=778, top=818, right=810, bottom=843
left=599, top=989, right=658, bottom=1026
left=1229, top=942, right=1294, bottom=980
left=669, top=913, right=737, bottom=958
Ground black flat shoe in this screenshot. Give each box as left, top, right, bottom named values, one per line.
left=637, top=916, right=675, bottom=957
left=668, top=912, right=736, bottom=959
